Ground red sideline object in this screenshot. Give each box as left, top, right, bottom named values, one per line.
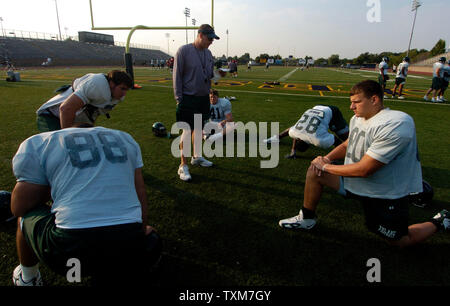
left=133, top=84, right=142, bottom=89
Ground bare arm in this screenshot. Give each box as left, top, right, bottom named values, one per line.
left=134, top=167, right=149, bottom=232
left=59, top=94, right=85, bottom=129
left=312, top=153, right=385, bottom=178
left=11, top=182, right=51, bottom=217
left=324, top=138, right=349, bottom=162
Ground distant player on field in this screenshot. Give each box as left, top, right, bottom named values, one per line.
left=378, top=56, right=390, bottom=99
left=424, top=57, right=446, bottom=103
left=278, top=80, right=450, bottom=247
left=263, top=105, right=349, bottom=159
left=437, top=59, right=449, bottom=102
left=391, top=56, right=410, bottom=99
left=36, top=70, right=133, bottom=132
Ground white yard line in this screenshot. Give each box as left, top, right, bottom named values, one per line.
left=278, top=68, right=299, bottom=82
left=146, top=84, right=449, bottom=106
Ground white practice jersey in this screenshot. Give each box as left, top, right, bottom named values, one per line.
left=379, top=61, right=389, bottom=75
left=444, top=65, right=450, bottom=82
left=396, top=62, right=409, bottom=79
left=36, top=73, right=123, bottom=124
left=13, top=127, right=143, bottom=229
left=433, top=62, right=445, bottom=78
left=209, top=98, right=232, bottom=122
left=343, top=108, right=422, bottom=199
left=288, top=105, right=335, bottom=149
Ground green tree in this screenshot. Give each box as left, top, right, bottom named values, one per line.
left=328, top=54, right=340, bottom=66
left=430, top=39, right=446, bottom=57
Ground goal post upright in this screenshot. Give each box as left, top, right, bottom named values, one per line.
left=88, top=0, right=215, bottom=87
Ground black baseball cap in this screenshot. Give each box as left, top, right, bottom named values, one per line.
left=198, top=24, right=220, bottom=40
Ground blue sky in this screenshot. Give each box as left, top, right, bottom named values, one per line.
left=1, top=0, right=449, bottom=59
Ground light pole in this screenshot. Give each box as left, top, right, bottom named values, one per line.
left=192, top=18, right=196, bottom=41
left=226, top=29, right=229, bottom=59
left=54, top=0, right=62, bottom=41
left=165, top=33, right=170, bottom=55
left=407, top=0, right=421, bottom=57
left=0, top=17, right=4, bottom=37
left=184, top=7, right=190, bottom=44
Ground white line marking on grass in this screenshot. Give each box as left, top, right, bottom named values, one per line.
left=146, top=84, right=450, bottom=106
left=278, top=68, right=299, bottom=82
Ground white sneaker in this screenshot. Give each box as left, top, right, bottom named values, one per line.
left=440, top=97, right=447, bottom=102
left=383, top=95, right=389, bottom=99
left=191, top=156, right=213, bottom=167
left=279, top=210, right=317, bottom=230
left=424, top=95, right=429, bottom=101
left=437, top=97, right=445, bottom=103
left=431, top=97, right=437, bottom=103
left=263, top=135, right=279, bottom=144
left=398, top=95, right=405, bottom=100
left=12, top=265, right=43, bottom=286
left=178, top=165, right=192, bottom=181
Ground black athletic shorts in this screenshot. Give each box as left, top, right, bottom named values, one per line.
left=395, top=77, right=406, bottom=86
left=176, top=94, right=210, bottom=130
left=22, top=205, right=146, bottom=278
left=345, top=190, right=409, bottom=241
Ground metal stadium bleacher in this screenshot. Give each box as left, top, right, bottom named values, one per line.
left=0, top=36, right=170, bottom=67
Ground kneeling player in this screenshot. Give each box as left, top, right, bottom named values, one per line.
left=264, top=105, right=349, bottom=159
left=278, top=80, right=449, bottom=247
left=204, top=89, right=234, bottom=142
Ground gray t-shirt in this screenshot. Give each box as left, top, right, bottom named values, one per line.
left=173, top=43, right=214, bottom=103
left=343, top=108, right=422, bottom=199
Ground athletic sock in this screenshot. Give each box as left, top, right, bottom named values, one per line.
left=301, top=207, right=316, bottom=219
left=20, top=264, right=39, bottom=282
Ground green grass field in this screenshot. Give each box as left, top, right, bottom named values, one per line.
left=1, top=65, right=449, bottom=286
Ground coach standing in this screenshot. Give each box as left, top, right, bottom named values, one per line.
left=173, top=24, right=225, bottom=181
left=36, top=70, right=133, bottom=132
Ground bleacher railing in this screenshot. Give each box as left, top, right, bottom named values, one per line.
left=0, top=29, right=161, bottom=51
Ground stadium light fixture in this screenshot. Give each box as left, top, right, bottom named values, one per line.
left=407, top=0, right=421, bottom=57
left=184, top=8, right=190, bottom=44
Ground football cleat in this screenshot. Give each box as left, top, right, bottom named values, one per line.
left=263, top=135, right=279, bottom=144
left=279, top=210, right=317, bottom=230
left=12, top=265, right=43, bottom=286
left=191, top=156, right=213, bottom=167
left=423, top=95, right=429, bottom=101
left=432, top=210, right=450, bottom=232
left=178, top=165, right=192, bottom=181
left=398, top=96, right=405, bottom=100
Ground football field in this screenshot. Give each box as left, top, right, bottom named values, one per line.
left=1, top=65, right=449, bottom=286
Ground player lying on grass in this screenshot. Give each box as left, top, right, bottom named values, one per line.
left=264, top=105, right=349, bottom=159
left=278, top=80, right=449, bottom=247
left=36, top=70, right=133, bottom=132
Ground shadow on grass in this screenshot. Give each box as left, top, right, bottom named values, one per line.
left=143, top=173, right=450, bottom=286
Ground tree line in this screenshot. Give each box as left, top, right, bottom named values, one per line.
left=222, top=39, right=446, bottom=67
